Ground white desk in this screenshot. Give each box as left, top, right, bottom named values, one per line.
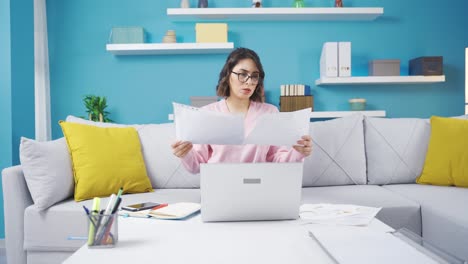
left=64, top=215, right=393, bottom=264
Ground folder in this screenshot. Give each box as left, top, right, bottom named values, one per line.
left=338, top=42, right=351, bottom=77
left=320, top=42, right=338, bottom=77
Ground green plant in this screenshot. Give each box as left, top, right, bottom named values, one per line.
left=83, top=95, right=113, bottom=122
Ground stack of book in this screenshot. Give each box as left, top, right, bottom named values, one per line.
left=279, top=84, right=313, bottom=112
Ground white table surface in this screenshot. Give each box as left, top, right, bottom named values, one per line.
left=64, top=214, right=393, bottom=264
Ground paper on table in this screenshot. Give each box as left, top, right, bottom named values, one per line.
left=173, top=102, right=244, bottom=145
left=173, top=102, right=311, bottom=146
left=244, top=108, right=311, bottom=146
left=308, top=227, right=439, bottom=264
left=300, top=203, right=381, bottom=226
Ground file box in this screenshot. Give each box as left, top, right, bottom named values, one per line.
left=409, top=56, right=443, bottom=75
left=110, top=27, right=145, bottom=44
left=369, top=60, right=400, bottom=76
left=195, top=23, right=228, bottom=43
left=87, top=212, right=118, bottom=248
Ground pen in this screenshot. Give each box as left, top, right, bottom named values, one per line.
left=82, top=205, right=90, bottom=215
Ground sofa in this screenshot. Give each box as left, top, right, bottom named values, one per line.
left=3, top=113, right=468, bottom=264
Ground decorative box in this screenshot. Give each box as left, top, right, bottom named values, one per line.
left=369, top=60, right=400, bottom=76
left=110, top=27, right=146, bottom=44
left=409, top=56, right=443, bottom=76
left=195, top=23, right=228, bottom=43
left=190, top=96, right=218, bottom=107
left=280, top=96, right=314, bottom=112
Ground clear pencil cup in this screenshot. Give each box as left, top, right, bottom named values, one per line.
left=87, top=212, right=118, bottom=248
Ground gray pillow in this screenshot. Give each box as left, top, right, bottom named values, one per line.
left=364, top=116, right=431, bottom=185
left=19, top=137, right=74, bottom=210
left=303, top=113, right=366, bottom=187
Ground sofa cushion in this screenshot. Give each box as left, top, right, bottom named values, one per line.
left=19, top=137, right=74, bottom=210
left=60, top=122, right=153, bottom=201
left=364, top=117, right=430, bottom=185
left=383, top=184, right=468, bottom=260
left=23, top=189, right=201, bottom=251
left=302, top=113, right=366, bottom=187
left=301, top=185, right=421, bottom=235
left=65, top=116, right=200, bottom=189
left=417, top=116, right=468, bottom=187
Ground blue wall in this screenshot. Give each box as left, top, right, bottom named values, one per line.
left=47, top=0, right=468, bottom=139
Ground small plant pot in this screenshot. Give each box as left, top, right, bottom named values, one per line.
left=349, top=98, right=366, bottom=111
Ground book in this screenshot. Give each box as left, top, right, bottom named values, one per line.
left=119, top=202, right=201, bottom=220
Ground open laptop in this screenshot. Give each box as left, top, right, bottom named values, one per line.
left=200, top=162, right=303, bottom=222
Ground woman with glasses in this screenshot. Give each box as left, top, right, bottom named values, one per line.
left=172, top=47, right=312, bottom=174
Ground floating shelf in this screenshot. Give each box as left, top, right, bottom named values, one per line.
left=315, top=75, right=446, bottom=85
left=106, top=43, right=234, bottom=55
left=168, top=110, right=385, bottom=121
left=167, top=7, right=384, bottom=21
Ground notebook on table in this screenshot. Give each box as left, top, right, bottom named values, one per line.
left=200, top=162, right=303, bottom=222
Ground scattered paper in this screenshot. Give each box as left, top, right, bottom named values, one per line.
left=173, top=102, right=311, bottom=146
left=300, top=203, right=381, bottom=226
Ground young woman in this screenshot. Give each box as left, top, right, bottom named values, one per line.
left=171, top=47, right=312, bottom=174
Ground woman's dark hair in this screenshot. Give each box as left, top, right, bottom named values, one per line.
left=216, top=47, right=265, bottom=102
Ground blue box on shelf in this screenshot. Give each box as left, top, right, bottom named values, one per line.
left=109, top=27, right=146, bottom=44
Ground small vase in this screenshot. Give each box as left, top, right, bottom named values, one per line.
left=180, top=0, right=190, bottom=8
left=292, top=0, right=305, bottom=8
left=252, top=0, right=262, bottom=8
left=198, top=0, right=208, bottom=8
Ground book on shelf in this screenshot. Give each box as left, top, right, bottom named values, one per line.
left=280, top=95, right=313, bottom=112
left=280, top=84, right=311, bottom=96
left=118, top=202, right=201, bottom=220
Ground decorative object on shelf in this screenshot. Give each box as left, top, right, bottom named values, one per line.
left=279, top=84, right=313, bottom=112
left=195, top=23, right=228, bottom=43
left=252, top=0, right=262, bottom=7
left=409, top=56, right=443, bottom=76
left=292, top=0, right=305, bottom=8
left=335, top=0, right=343, bottom=7
left=109, top=27, right=145, bottom=44
left=83, top=95, right=113, bottom=123
left=198, top=0, right=208, bottom=8
left=349, top=98, right=366, bottom=111
left=369, top=59, right=400, bottom=76
left=162, top=30, right=177, bottom=43
left=180, top=0, right=190, bottom=8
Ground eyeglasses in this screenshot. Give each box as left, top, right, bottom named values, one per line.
left=231, top=71, right=261, bottom=84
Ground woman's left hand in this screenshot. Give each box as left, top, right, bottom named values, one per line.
left=293, top=135, right=312, bottom=157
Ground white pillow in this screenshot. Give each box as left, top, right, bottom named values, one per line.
left=364, top=117, right=430, bottom=185
left=19, top=137, right=74, bottom=210
left=302, top=113, right=366, bottom=187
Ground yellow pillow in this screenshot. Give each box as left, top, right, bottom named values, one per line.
left=417, top=116, right=468, bottom=187
left=59, top=121, right=153, bottom=201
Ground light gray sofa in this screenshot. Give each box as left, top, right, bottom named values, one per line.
left=3, top=114, right=468, bottom=264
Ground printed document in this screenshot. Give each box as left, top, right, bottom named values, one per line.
left=300, top=203, right=381, bottom=226
left=173, top=102, right=311, bottom=146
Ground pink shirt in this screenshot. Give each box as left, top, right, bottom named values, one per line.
left=181, top=100, right=305, bottom=174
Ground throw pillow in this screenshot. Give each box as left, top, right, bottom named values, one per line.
left=59, top=121, right=153, bottom=201
left=417, top=116, right=468, bottom=187
left=19, top=137, right=74, bottom=210
left=302, top=113, right=366, bottom=187
left=364, top=117, right=431, bottom=185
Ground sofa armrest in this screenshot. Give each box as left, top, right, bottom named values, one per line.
left=2, top=165, right=33, bottom=264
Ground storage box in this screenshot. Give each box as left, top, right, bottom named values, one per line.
left=280, top=96, right=313, bottom=112
left=195, top=23, right=228, bottom=43
left=349, top=98, right=366, bottom=111
left=409, top=56, right=443, bottom=75
left=110, top=27, right=145, bottom=44
left=190, top=96, right=218, bottom=107
left=369, top=60, right=400, bottom=76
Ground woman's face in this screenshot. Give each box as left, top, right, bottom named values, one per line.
left=229, top=58, right=260, bottom=101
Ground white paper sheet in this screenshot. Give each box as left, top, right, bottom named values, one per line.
left=173, top=102, right=244, bottom=145
left=244, top=108, right=311, bottom=146
left=300, top=204, right=381, bottom=226
left=173, top=102, right=311, bottom=146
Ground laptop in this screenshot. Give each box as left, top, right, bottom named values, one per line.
left=200, top=162, right=303, bottom=222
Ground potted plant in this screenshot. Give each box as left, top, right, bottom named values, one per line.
left=83, top=95, right=113, bottom=122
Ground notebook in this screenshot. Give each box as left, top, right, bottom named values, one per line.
left=200, top=162, right=303, bottom=222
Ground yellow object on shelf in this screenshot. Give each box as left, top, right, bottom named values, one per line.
left=195, top=23, right=228, bottom=43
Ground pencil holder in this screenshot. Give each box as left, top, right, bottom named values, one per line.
left=87, top=212, right=118, bottom=248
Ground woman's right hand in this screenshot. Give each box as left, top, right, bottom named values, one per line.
left=171, top=140, right=193, bottom=158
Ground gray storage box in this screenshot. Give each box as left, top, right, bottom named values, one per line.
left=369, top=60, right=400, bottom=76
left=110, top=27, right=146, bottom=44
left=190, top=96, right=218, bottom=107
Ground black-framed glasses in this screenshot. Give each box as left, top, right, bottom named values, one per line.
left=231, top=71, right=261, bottom=84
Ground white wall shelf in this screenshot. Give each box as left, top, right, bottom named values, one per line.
left=167, top=7, right=384, bottom=21
left=168, top=110, right=385, bottom=121
left=106, top=43, right=234, bottom=55
left=315, top=75, right=446, bottom=85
